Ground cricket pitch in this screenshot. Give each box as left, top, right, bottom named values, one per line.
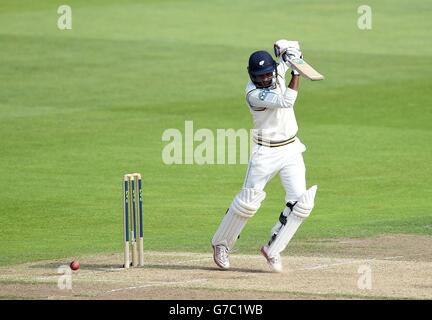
left=1, top=235, right=431, bottom=300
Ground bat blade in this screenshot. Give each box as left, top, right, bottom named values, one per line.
left=288, top=57, right=324, bottom=81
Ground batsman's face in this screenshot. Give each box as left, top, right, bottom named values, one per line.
left=255, top=72, right=274, bottom=88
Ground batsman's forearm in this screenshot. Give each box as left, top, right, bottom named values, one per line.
left=288, top=74, right=300, bottom=91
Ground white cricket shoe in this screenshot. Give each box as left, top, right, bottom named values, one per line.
left=213, top=245, right=230, bottom=270
left=260, top=246, right=283, bottom=273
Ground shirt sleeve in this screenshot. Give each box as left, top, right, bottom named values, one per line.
left=246, top=87, right=298, bottom=110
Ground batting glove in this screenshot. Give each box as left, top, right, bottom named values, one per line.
left=284, top=47, right=302, bottom=60
left=274, top=39, right=300, bottom=57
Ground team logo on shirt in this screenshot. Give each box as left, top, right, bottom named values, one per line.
left=259, top=90, right=268, bottom=101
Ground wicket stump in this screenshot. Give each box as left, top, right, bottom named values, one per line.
left=123, top=173, right=144, bottom=268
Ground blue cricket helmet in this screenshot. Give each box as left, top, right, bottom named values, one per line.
left=247, top=50, right=277, bottom=88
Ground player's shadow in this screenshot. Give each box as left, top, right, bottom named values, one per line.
left=27, top=262, right=270, bottom=274
left=143, top=263, right=269, bottom=274
left=28, top=262, right=124, bottom=270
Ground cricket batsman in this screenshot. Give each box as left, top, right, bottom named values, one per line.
left=211, top=40, right=318, bottom=272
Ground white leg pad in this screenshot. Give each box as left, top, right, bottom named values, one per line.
left=212, top=188, right=266, bottom=250
left=267, top=185, right=317, bottom=257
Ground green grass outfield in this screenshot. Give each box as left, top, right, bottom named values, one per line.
left=0, top=0, right=431, bottom=266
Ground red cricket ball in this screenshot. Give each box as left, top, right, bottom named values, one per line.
left=70, top=260, right=80, bottom=271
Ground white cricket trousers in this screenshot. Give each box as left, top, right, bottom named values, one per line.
left=243, top=142, right=306, bottom=203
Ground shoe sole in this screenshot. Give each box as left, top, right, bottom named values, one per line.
left=260, top=246, right=270, bottom=262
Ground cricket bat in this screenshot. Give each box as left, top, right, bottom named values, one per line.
left=287, top=57, right=324, bottom=81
